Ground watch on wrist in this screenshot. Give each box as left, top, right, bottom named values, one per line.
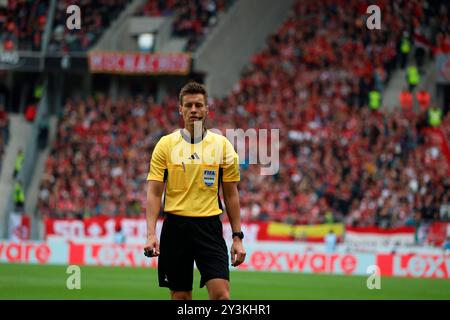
left=232, top=231, right=244, bottom=240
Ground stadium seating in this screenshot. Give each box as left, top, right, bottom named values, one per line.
left=207, top=0, right=450, bottom=225
left=136, top=0, right=235, bottom=52
left=45, top=0, right=234, bottom=53
left=48, top=0, right=128, bottom=52
left=37, top=94, right=179, bottom=218
left=37, top=0, right=450, bottom=228
left=0, top=0, right=49, bottom=51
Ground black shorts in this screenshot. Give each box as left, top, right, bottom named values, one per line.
left=158, top=213, right=229, bottom=291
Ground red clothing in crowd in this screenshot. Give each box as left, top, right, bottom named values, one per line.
left=400, top=91, right=413, bottom=110
left=24, top=104, right=37, bottom=122
left=416, top=90, right=430, bottom=110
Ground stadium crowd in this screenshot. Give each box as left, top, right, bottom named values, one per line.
left=0, top=0, right=235, bottom=53
left=137, top=0, right=234, bottom=52
left=48, top=0, right=128, bottom=52
left=0, top=0, right=49, bottom=51
left=37, top=0, right=449, bottom=228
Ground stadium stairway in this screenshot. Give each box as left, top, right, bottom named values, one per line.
left=93, top=0, right=158, bottom=52
left=94, top=0, right=190, bottom=53
left=25, top=116, right=58, bottom=240
left=382, top=68, right=409, bottom=112
left=0, top=114, right=33, bottom=238
left=382, top=55, right=436, bottom=113
left=193, top=0, right=296, bottom=98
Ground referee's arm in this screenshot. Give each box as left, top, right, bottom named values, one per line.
left=144, top=180, right=164, bottom=257
left=222, top=182, right=246, bottom=267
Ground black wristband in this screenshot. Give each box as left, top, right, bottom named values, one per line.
left=232, top=231, right=244, bottom=240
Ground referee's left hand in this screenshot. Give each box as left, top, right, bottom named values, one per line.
left=144, top=235, right=160, bottom=258
left=230, top=240, right=246, bottom=267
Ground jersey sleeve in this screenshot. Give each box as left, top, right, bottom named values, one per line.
left=147, top=137, right=167, bottom=182
left=220, top=138, right=240, bottom=182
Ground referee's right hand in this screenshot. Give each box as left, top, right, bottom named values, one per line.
left=144, top=235, right=160, bottom=258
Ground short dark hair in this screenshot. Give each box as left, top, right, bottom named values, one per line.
left=179, top=82, right=208, bottom=105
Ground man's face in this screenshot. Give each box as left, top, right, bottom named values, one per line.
left=179, top=93, right=208, bottom=129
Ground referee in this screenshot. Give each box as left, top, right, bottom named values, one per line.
left=144, top=82, right=246, bottom=300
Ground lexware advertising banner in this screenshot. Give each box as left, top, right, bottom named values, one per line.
left=0, top=241, right=68, bottom=264
left=66, top=241, right=373, bottom=275
left=376, top=254, right=450, bottom=279
left=1, top=240, right=448, bottom=278
left=68, top=243, right=158, bottom=268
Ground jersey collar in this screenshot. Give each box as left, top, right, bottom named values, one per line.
left=180, top=128, right=208, bottom=144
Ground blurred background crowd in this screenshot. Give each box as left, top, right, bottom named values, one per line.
left=31, top=0, right=450, bottom=231
left=0, top=0, right=448, bottom=241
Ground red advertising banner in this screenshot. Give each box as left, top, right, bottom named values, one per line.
left=88, top=51, right=191, bottom=75
left=44, top=216, right=264, bottom=242
left=426, top=222, right=450, bottom=246
left=377, top=254, right=450, bottom=279
left=69, top=243, right=158, bottom=268
left=1, top=240, right=449, bottom=279
left=65, top=242, right=365, bottom=275
left=65, top=242, right=450, bottom=278
left=44, top=216, right=116, bottom=239
left=44, top=216, right=340, bottom=243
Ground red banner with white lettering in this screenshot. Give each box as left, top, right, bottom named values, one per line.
left=426, top=222, right=450, bottom=246
left=2, top=240, right=449, bottom=278
left=43, top=216, right=264, bottom=243
left=44, top=216, right=341, bottom=243
left=345, top=226, right=416, bottom=252
left=88, top=51, right=191, bottom=75
left=377, top=254, right=450, bottom=279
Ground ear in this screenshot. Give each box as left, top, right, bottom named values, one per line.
left=178, top=105, right=182, bottom=115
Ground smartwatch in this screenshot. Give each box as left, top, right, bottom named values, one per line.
left=232, top=231, right=244, bottom=240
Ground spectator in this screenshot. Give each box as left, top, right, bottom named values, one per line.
left=416, top=89, right=430, bottom=111
left=428, top=107, right=443, bottom=127
left=368, top=89, right=382, bottom=110
left=399, top=32, right=411, bottom=69
left=443, top=236, right=450, bottom=255
left=400, top=89, right=413, bottom=111
left=0, top=104, right=9, bottom=144
left=13, top=149, right=24, bottom=179
left=406, top=64, right=420, bottom=92
left=24, top=103, right=37, bottom=122
left=14, top=180, right=25, bottom=212
left=324, top=230, right=337, bottom=253
left=114, top=224, right=126, bottom=244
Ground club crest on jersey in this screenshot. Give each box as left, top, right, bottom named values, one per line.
left=203, top=169, right=216, bottom=187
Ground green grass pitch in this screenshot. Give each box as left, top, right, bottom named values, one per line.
left=1, top=263, right=449, bottom=300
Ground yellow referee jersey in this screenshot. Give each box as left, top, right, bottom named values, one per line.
left=147, top=129, right=240, bottom=217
